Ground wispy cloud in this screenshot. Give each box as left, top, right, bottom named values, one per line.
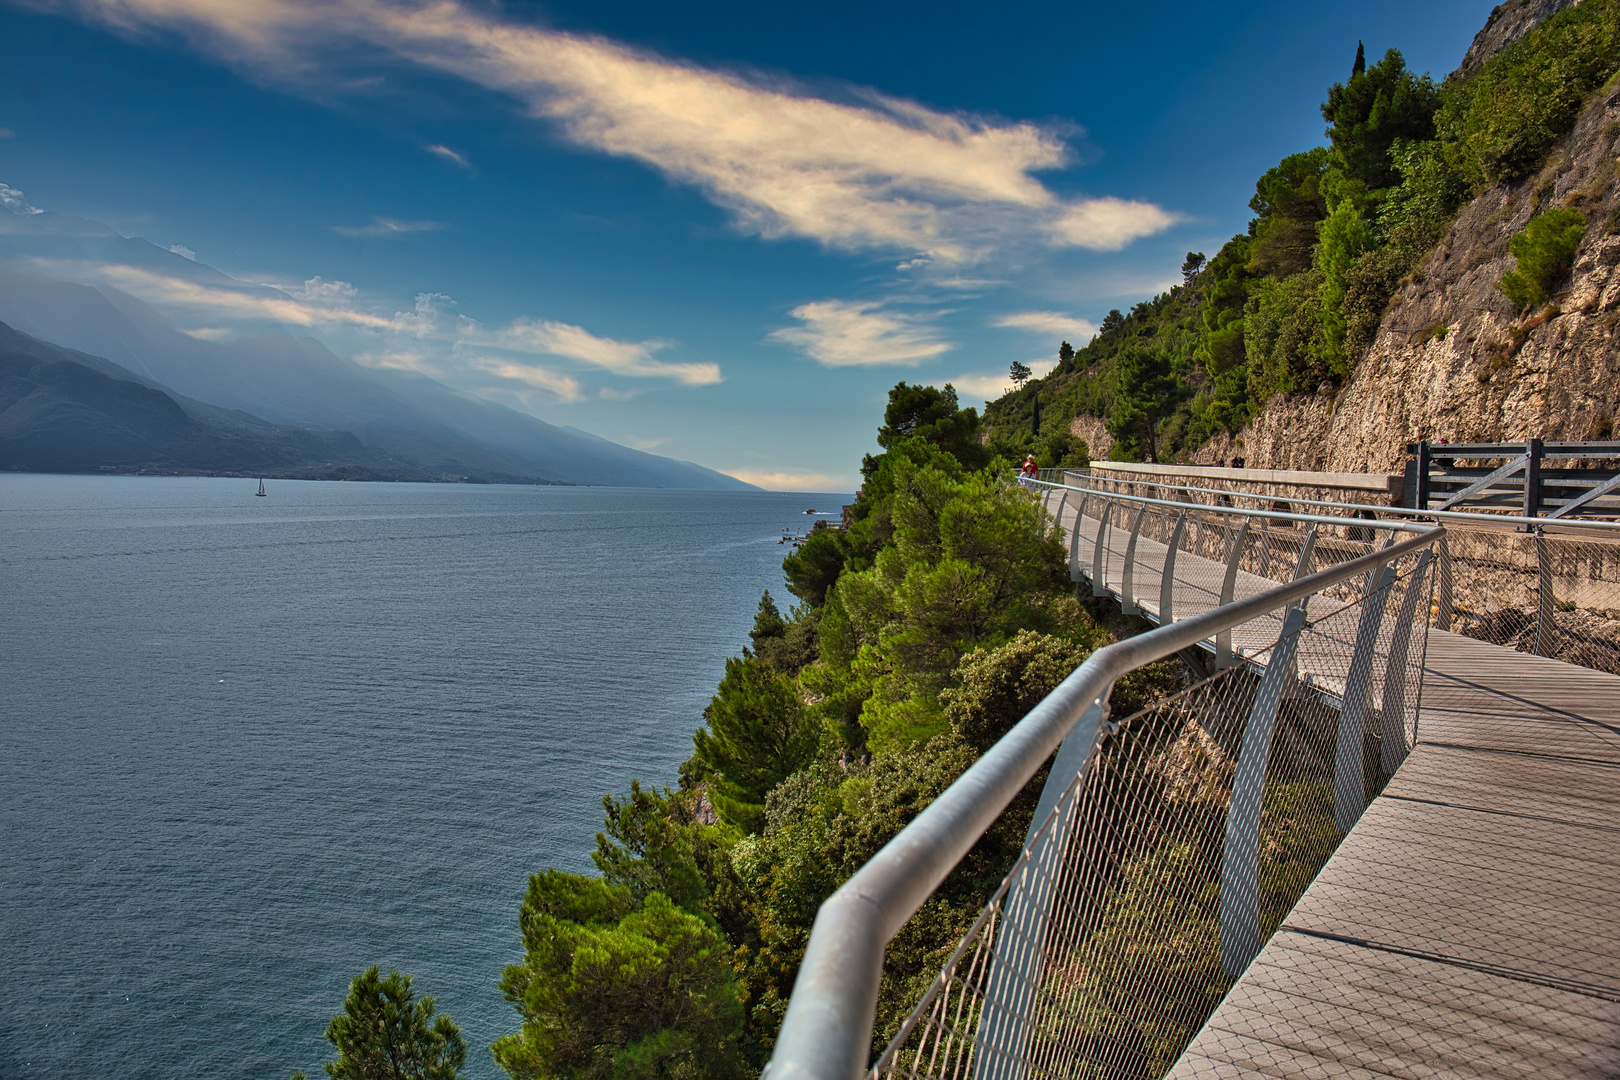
left=51, top=0, right=1176, bottom=261
left=469, top=317, right=722, bottom=386
left=993, top=311, right=1097, bottom=340
left=423, top=143, right=474, bottom=171
left=771, top=299, right=951, bottom=367
left=721, top=468, right=843, bottom=491
left=0, top=182, right=42, bottom=215
left=167, top=243, right=197, bottom=260
left=331, top=216, right=445, bottom=239
left=467, top=355, right=584, bottom=402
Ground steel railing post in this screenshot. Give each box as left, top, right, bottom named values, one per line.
left=1068, top=494, right=1089, bottom=582
left=1292, top=523, right=1320, bottom=581
left=1535, top=528, right=1556, bottom=657
left=1219, top=601, right=1309, bottom=977
left=1091, top=499, right=1112, bottom=597
left=1215, top=518, right=1253, bottom=668
left=1378, top=551, right=1434, bottom=772
left=1159, top=509, right=1188, bottom=625
left=1436, top=532, right=1454, bottom=631
left=1120, top=504, right=1148, bottom=615
left=1050, top=489, right=1069, bottom=542
left=1334, top=562, right=1398, bottom=832
left=972, top=685, right=1113, bottom=1080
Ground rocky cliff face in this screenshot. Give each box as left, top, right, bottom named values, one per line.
left=1456, top=0, right=1585, bottom=79
left=1206, top=47, right=1620, bottom=473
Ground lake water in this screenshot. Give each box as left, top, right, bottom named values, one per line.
left=0, top=475, right=845, bottom=1079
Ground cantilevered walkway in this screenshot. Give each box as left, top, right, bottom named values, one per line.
left=1046, top=490, right=1620, bottom=1078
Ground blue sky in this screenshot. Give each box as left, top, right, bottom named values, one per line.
left=0, top=0, right=1494, bottom=489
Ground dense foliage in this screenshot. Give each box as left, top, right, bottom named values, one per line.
left=985, top=4, right=1620, bottom=464
left=485, top=384, right=1184, bottom=1072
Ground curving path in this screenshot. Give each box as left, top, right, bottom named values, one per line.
left=1046, top=491, right=1620, bottom=1078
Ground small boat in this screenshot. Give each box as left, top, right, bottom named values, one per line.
left=255, top=478, right=268, bottom=497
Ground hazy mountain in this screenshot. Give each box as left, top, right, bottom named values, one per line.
left=0, top=320, right=442, bottom=479
left=0, top=218, right=752, bottom=489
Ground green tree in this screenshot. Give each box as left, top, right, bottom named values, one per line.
left=1246, top=148, right=1330, bottom=277
left=1500, top=208, right=1587, bottom=313
left=1009, top=360, right=1032, bottom=389
left=1320, top=47, right=1439, bottom=192
left=495, top=874, right=746, bottom=1080
left=1099, top=309, right=1125, bottom=336
left=1314, top=200, right=1377, bottom=373
left=1058, top=340, right=1075, bottom=366
left=1180, top=252, right=1207, bottom=284
left=1107, top=346, right=1183, bottom=462
left=691, top=656, right=818, bottom=832
left=875, top=382, right=987, bottom=470
left=296, top=967, right=465, bottom=1080
left=749, top=591, right=786, bottom=646
left=782, top=527, right=847, bottom=607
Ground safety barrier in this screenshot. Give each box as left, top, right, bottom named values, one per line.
left=764, top=480, right=1441, bottom=1080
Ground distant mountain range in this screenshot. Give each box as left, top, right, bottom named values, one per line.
left=0, top=212, right=752, bottom=488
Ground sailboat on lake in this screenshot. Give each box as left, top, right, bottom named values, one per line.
left=255, top=478, right=267, bottom=497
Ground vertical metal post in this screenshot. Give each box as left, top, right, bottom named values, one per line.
left=1524, top=437, right=1544, bottom=520
left=1535, top=529, right=1556, bottom=657
left=1091, top=499, right=1112, bottom=597
left=1215, top=518, right=1253, bottom=669
left=1160, top=510, right=1188, bottom=625
left=1120, top=504, right=1148, bottom=615
left=1334, top=563, right=1398, bottom=832
left=973, top=686, right=1113, bottom=1080
left=1291, top=523, right=1319, bottom=582
left=1378, top=552, right=1433, bottom=772
left=1068, top=495, right=1089, bottom=582
left=1050, top=490, right=1069, bottom=541
left=1436, top=532, right=1454, bottom=631
left=1219, top=602, right=1309, bottom=977
left=1415, top=441, right=1432, bottom=511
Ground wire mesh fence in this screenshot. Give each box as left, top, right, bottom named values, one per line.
left=1037, top=475, right=1620, bottom=679
left=869, top=552, right=1435, bottom=1080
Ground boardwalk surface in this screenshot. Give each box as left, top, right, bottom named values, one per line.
left=1044, top=493, right=1620, bottom=1078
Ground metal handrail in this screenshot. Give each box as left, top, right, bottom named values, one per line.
left=1048, top=469, right=1620, bottom=534
left=1025, top=476, right=1432, bottom=535
left=764, top=527, right=1442, bottom=1080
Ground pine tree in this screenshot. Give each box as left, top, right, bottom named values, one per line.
left=294, top=967, right=465, bottom=1080
left=691, top=656, right=817, bottom=832
left=1353, top=40, right=1365, bottom=77
left=749, top=591, right=786, bottom=646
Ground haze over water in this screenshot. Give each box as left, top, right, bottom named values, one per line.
left=0, top=475, right=839, bottom=1079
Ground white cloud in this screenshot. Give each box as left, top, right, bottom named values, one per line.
left=167, top=243, right=197, bottom=260
left=993, top=311, right=1097, bottom=340
left=331, top=216, right=445, bottom=238
left=943, top=359, right=1057, bottom=400
left=721, top=468, right=843, bottom=491
left=52, top=0, right=1176, bottom=261
left=1051, top=198, right=1178, bottom=251
left=467, top=355, right=584, bottom=402
left=180, top=325, right=234, bottom=341
left=770, top=299, right=951, bottom=367
left=598, top=386, right=644, bottom=400
left=291, top=275, right=359, bottom=304
left=0, top=183, right=42, bottom=215
left=424, top=143, right=474, bottom=171
left=469, top=317, right=721, bottom=385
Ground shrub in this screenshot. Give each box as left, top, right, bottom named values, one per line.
left=1499, top=208, right=1587, bottom=312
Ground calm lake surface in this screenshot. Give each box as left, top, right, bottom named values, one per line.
left=0, top=475, right=846, bottom=1079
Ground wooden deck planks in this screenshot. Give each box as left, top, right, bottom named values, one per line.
left=1041, top=491, right=1620, bottom=1078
